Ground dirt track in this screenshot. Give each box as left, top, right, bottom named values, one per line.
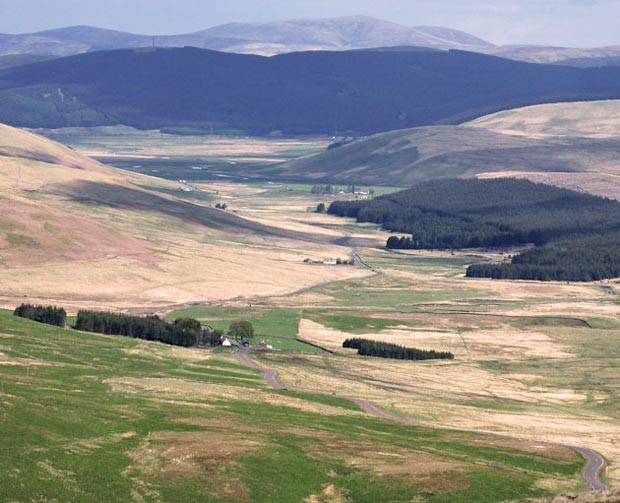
left=236, top=346, right=607, bottom=491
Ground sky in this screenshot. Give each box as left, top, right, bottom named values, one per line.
left=1, top=0, right=618, bottom=47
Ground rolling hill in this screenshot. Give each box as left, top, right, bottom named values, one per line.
left=0, top=123, right=356, bottom=308
left=466, top=99, right=620, bottom=137
left=0, top=17, right=493, bottom=58
left=2, top=46, right=620, bottom=134
left=280, top=125, right=620, bottom=188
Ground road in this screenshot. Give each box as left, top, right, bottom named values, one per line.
left=236, top=346, right=607, bottom=491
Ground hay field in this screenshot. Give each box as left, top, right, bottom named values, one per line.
left=37, top=126, right=330, bottom=182
left=37, top=126, right=329, bottom=161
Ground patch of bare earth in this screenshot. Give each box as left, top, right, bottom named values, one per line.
left=126, top=430, right=261, bottom=502
left=299, top=432, right=466, bottom=496
left=305, top=483, right=351, bottom=503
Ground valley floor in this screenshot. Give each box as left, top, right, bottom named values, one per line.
left=1, top=131, right=618, bottom=502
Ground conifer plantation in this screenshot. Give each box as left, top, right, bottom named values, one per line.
left=328, top=178, right=620, bottom=281
left=343, top=338, right=454, bottom=361
left=74, top=311, right=217, bottom=347
left=13, top=303, right=67, bottom=327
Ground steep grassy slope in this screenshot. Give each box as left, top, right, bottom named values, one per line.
left=0, top=124, right=362, bottom=307
left=280, top=125, right=620, bottom=186
left=2, top=47, right=620, bottom=133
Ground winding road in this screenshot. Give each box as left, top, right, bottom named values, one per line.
left=237, top=346, right=607, bottom=491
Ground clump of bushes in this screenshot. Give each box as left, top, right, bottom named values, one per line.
left=343, top=338, right=454, bottom=361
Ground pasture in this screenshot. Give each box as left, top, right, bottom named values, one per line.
left=0, top=310, right=587, bottom=502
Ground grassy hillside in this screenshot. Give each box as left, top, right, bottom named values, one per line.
left=2, top=47, right=620, bottom=133
left=0, top=124, right=363, bottom=307
left=280, top=125, right=620, bottom=187
left=0, top=310, right=588, bottom=502
left=467, top=100, right=620, bottom=138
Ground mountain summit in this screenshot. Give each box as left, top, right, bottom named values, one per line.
left=198, top=16, right=494, bottom=54
left=0, top=16, right=493, bottom=58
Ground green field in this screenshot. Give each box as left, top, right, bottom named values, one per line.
left=167, top=307, right=320, bottom=352
left=0, top=310, right=588, bottom=502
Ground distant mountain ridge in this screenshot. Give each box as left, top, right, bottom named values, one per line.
left=488, top=44, right=620, bottom=65
left=1, top=16, right=620, bottom=67
left=0, top=16, right=492, bottom=59
left=2, top=46, right=620, bottom=134
left=200, top=17, right=494, bottom=53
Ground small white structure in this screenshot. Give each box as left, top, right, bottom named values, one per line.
left=222, top=338, right=233, bottom=347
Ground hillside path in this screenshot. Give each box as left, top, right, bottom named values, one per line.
left=236, top=346, right=607, bottom=491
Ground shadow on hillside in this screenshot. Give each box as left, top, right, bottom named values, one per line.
left=52, top=180, right=332, bottom=243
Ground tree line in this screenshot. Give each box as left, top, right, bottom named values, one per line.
left=329, top=178, right=620, bottom=281
left=12, top=304, right=261, bottom=349
left=74, top=311, right=221, bottom=347
left=311, top=184, right=374, bottom=196
left=14, top=303, right=67, bottom=327
left=343, top=338, right=454, bottom=361
left=467, top=234, right=620, bottom=281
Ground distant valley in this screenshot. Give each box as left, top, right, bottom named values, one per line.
left=3, top=8, right=620, bottom=503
